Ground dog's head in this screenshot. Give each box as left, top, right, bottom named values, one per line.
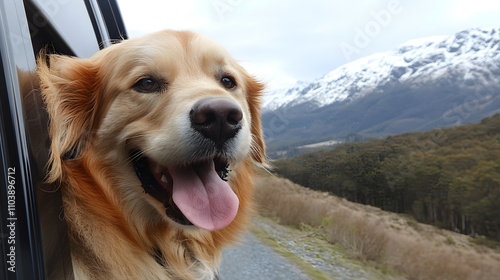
left=39, top=30, right=265, bottom=232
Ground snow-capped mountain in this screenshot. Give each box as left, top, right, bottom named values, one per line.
left=264, top=28, right=500, bottom=111
left=263, top=28, right=500, bottom=158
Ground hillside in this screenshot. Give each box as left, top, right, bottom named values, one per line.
left=272, top=113, right=500, bottom=241
left=263, top=28, right=500, bottom=157
left=253, top=172, right=500, bottom=280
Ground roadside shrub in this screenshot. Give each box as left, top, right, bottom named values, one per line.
left=253, top=173, right=500, bottom=280
left=324, top=210, right=388, bottom=261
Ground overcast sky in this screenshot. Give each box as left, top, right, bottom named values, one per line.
left=117, top=0, right=500, bottom=91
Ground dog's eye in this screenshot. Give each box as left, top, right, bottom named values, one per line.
left=220, top=76, right=236, bottom=89
left=133, top=78, right=162, bottom=93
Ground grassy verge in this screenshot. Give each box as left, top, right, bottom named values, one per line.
left=250, top=225, right=332, bottom=280
left=253, top=171, right=500, bottom=280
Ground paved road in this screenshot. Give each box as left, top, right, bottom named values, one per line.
left=220, top=232, right=310, bottom=280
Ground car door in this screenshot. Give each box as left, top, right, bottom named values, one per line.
left=0, top=1, right=127, bottom=279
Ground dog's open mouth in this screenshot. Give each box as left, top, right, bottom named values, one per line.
left=130, top=150, right=239, bottom=231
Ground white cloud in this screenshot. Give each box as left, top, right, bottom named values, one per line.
left=451, top=0, right=500, bottom=20
left=117, top=0, right=211, bottom=36
left=117, top=0, right=500, bottom=90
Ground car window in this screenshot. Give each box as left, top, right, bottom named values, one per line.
left=30, top=0, right=101, bottom=57
left=1, top=1, right=126, bottom=279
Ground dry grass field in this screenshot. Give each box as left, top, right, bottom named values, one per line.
left=253, top=171, right=500, bottom=280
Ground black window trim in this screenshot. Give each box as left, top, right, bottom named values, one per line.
left=0, top=1, right=127, bottom=279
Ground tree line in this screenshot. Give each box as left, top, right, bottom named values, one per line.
left=273, top=114, right=500, bottom=241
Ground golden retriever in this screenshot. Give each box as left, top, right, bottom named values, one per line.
left=37, top=30, right=266, bottom=279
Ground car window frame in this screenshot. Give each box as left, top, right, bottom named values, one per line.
left=0, top=1, right=127, bottom=279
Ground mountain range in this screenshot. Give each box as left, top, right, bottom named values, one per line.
left=262, top=27, right=500, bottom=158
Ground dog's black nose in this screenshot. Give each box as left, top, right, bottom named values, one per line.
left=190, top=98, right=243, bottom=146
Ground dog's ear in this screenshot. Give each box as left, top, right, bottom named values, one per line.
left=245, top=77, right=268, bottom=168
left=38, top=53, right=103, bottom=182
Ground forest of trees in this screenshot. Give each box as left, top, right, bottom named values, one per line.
left=273, top=114, right=500, bottom=241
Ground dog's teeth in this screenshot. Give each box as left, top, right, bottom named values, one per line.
left=161, top=175, right=169, bottom=183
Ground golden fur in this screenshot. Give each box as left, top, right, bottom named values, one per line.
left=38, top=30, right=265, bottom=279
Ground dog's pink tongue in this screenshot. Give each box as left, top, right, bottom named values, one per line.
left=170, top=161, right=239, bottom=231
